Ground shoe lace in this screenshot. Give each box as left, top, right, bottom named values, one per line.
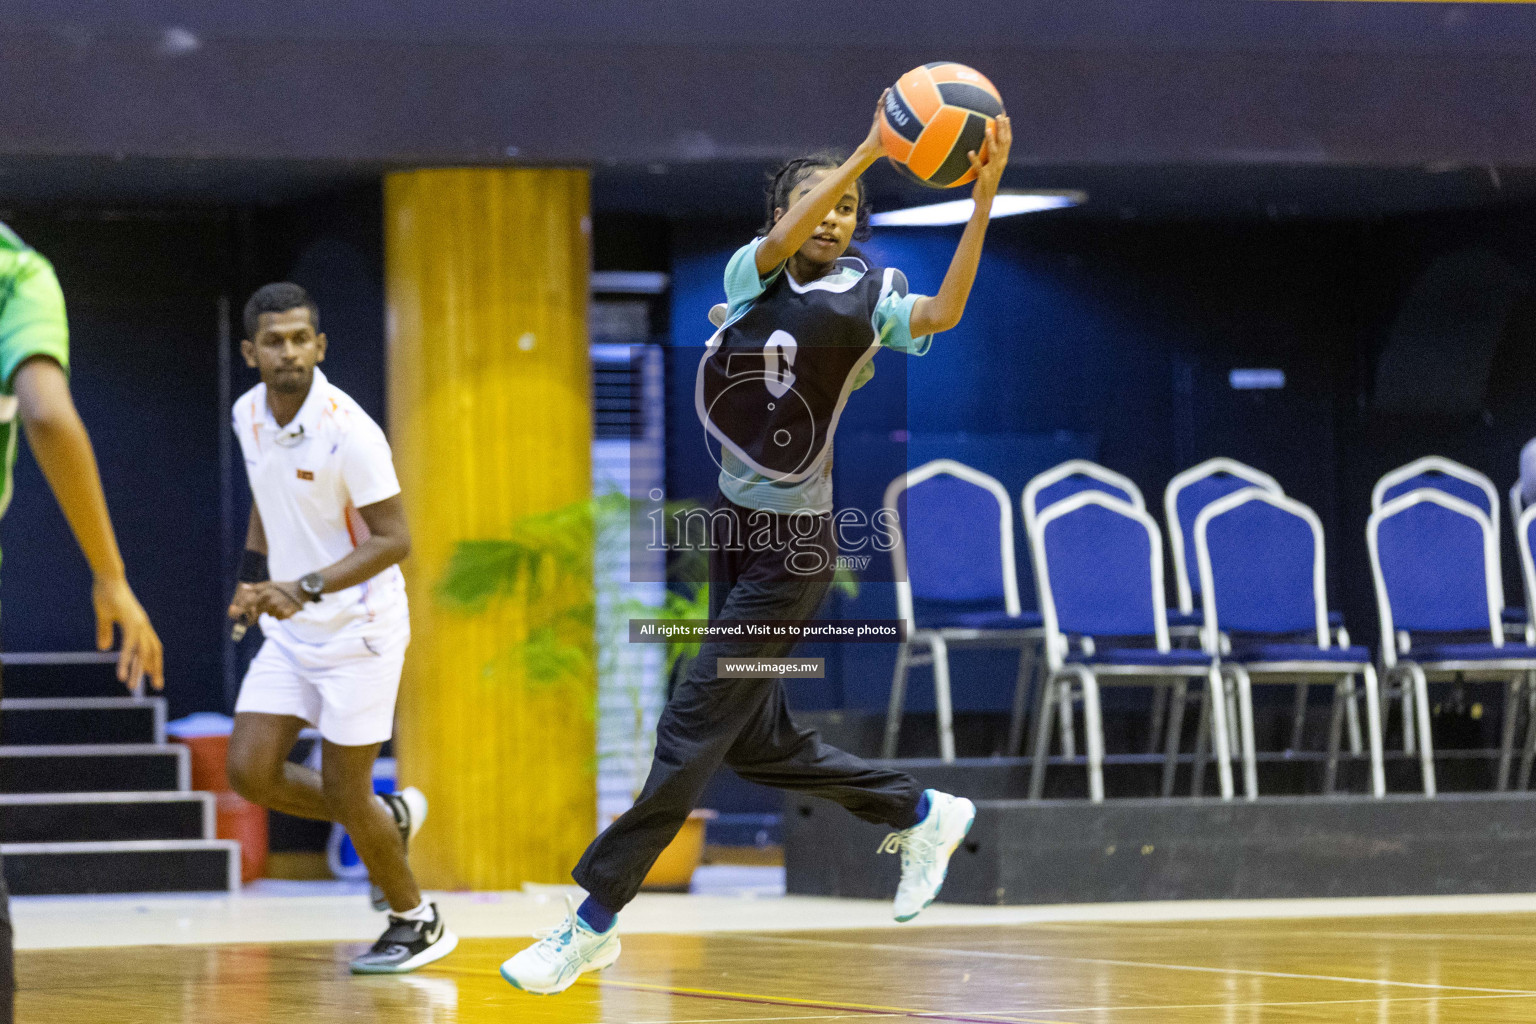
left=531, top=896, right=581, bottom=959
left=891, top=825, right=939, bottom=878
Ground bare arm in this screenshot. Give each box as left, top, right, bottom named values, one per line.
left=257, top=495, right=411, bottom=619
left=13, top=355, right=163, bottom=690
left=910, top=115, right=1013, bottom=338
left=755, top=95, right=888, bottom=276
left=245, top=503, right=267, bottom=555
left=309, top=495, right=410, bottom=592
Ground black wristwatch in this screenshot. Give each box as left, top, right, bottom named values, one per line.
left=298, top=572, right=326, bottom=603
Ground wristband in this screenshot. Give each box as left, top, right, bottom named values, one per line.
left=238, top=550, right=269, bottom=584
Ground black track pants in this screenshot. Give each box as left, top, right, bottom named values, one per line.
left=572, top=494, right=922, bottom=911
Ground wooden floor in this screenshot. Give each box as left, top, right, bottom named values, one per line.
left=19, top=912, right=1536, bottom=1022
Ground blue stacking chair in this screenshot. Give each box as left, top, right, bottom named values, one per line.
left=1373, top=456, right=1526, bottom=636
left=1373, top=456, right=1501, bottom=544
left=1165, top=458, right=1283, bottom=624
left=1195, top=489, right=1385, bottom=800
left=1021, top=462, right=1150, bottom=760
left=1369, top=489, right=1536, bottom=796
left=1161, top=459, right=1289, bottom=759
left=1022, top=459, right=1144, bottom=539
left=884, top=459, right=1043, bottom=763
left=1170, top=460, right=1361, bottom=759
left=1028, top=491, right=1232, bottom=802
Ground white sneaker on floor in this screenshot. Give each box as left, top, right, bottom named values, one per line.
left=891, top=789, right=976, bottom=923
left=500, top=896, right=622, bottom=995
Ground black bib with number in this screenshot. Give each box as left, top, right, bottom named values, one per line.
left=696, top=257, right=908, bottom=483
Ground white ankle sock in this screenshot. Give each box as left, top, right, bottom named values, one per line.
left=394, top=898, right=434, bottom=923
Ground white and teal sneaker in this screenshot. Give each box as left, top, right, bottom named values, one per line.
left=891, top=789, right=976, bottom=922
left=500, top=896, right=622, bottom=995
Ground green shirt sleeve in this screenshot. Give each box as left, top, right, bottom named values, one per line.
left=0, top=249, right=69, bottom=395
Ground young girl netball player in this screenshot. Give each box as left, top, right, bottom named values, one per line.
left=503, top=95, right=1012, bottom=995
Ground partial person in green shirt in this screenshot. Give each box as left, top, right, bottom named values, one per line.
left=0, top=221, right=163, bottom=1018
left=0, top=223, right=162, bottom=690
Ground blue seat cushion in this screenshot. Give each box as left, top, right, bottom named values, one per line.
left=1172, top=610, right=1346, bottom=628
left=1066, top=647, right=1214, bottom=667
left=920, top=609, right=1044, bottom=630
left=1505, top=607, right=1529, bottom=625
left=1230, top=643, right=1372, bottom=664
left=1406, top=642, right=1536, bottom=663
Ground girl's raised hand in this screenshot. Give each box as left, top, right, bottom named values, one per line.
left=968, top=114, right=1012, bottom=203
left=860, top=90, right=890, bottom=159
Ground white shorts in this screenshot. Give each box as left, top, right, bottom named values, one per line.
left=235, top=626, right=409, bottom=746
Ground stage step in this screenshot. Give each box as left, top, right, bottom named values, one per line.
left=0, top=792, right=211, bottom=844
left=0, top=653, right=128, bottom=699
left=0, top=672, right=242, bottom=896
left=1, top=697, right=165, bottom=746
left=0, top=745, right=187, bottom=793
left=786, top=787, right=1536, bottom=906
left=1, top=840, right=239, bottom=896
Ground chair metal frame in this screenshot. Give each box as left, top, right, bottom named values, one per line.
left=1194, top=488, right=1386, bottom=800
left=883, top=459, right=1042, bottom=763
left=1027, top=490, right=1233, bottom=803
left=1368, top=489, right=1536, bottom=797
left=1510, top=481, right=1524, bottom=545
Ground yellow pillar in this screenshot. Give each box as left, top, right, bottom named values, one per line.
left=385, top=168, right=594, bottom=889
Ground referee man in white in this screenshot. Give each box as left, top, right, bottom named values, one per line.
left=225, top=283, right=455, bottom=974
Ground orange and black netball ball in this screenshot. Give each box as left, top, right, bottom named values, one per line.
left=879, top=63, right=1005, bottom=189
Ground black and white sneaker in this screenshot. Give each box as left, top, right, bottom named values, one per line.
left=349, top=903, right=458, bottom=975
left=371, top=787, right=428, bottom=912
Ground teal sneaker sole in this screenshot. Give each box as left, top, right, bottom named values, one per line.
left=499, top=964, right=534, bottom=993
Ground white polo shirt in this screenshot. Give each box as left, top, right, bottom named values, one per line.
left=233, top=368, right=409, bottom=645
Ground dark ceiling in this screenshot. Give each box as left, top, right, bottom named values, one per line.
left=6, top=1, right=1536, bottom=220
left=6, top=2, right=1536, bottom=172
